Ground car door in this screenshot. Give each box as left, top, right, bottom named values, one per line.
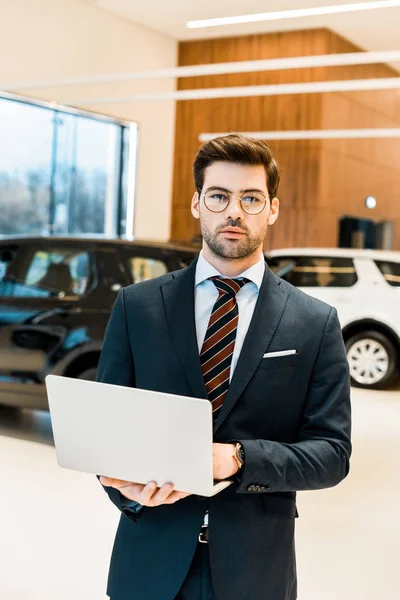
left=352, top=256, right=400, bottom=335
left=0, top=241, right=96, bottom=398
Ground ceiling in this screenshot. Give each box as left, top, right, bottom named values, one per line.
left=79, top=0, right=400, bottom=57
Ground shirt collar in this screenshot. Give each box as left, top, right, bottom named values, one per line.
left=195, top=250, right=265, bottom=290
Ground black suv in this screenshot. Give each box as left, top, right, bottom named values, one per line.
left=0, top=236, right=199, bottom=410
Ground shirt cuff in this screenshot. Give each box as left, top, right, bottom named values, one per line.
left=120, top=496, right=145, bottom=515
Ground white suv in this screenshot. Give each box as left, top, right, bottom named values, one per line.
left=265, top=248, right=400, bottom=390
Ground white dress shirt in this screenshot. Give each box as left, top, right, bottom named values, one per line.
left=195, top=251, right=266, bottom=381
left=195, top=251, right=265, bottom=527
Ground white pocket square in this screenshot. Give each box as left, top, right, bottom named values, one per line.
left=263, top=350, right=297, bottom=358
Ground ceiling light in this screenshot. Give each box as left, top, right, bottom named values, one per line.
left=199, top=129, right=400, bottom=142
left=365, top=196, right=377, bottom=209
left=187, top=0, right=400, bottom=28
left=4, top=50, right=400, bottom=91
left=73, top=77, right=400, bottom=104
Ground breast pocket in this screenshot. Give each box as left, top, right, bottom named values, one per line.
left=258, top=353, right=298, bottom=370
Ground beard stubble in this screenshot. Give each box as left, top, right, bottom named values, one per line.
left=200, top=218, right=268, bottom=260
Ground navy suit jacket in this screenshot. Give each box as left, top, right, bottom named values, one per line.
left=96, top=259, right=352, bottom=600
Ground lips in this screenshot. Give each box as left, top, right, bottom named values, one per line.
left=220, top=228, right=246, bottom=234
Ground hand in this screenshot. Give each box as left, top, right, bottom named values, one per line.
left=99, top=477, right=191, bottom=507
left=212, top=443, right=239, bottom=480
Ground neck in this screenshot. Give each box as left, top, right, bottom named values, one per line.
left=201, top=244, right=264, bottom=277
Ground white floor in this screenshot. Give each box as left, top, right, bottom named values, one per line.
left=0, top=387, right=399, bottom=600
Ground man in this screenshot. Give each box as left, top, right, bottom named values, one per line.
left=97, top=134, right=352, bottom=600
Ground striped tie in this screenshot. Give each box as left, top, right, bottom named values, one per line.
left=200, top=276, right=248, bottom=415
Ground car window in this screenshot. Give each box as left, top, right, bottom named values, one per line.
left=128, top=257, right=168, bottom=283
left=0, top=247, right=94, bottom=298
left=374, top=260, right=400, bottom=287
left=26, top=249, right=93, bottom=297
left=267, top=256, right=358, bottom=287
left=177, top=253, right=198, bottom=268
left=0, top=247, right=16, bottom=279
left=0, top=246, right=19, bottom=296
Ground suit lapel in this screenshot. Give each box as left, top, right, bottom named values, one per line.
left=160, top=260, right=209, bottom=400
left=213, top=266, right=290, bottom=434
left=160, top=260, right=290, bottom=431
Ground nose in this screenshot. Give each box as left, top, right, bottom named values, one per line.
left=226, top=196, right=245, bottom=221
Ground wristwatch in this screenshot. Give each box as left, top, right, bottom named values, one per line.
left=233, top=442, right=245, bottom=470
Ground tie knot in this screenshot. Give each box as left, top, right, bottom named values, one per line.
left=210, top=276, right=249, bottom=296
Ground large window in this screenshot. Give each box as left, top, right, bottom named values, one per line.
left=0, top=94, right=137, bottom=237
left=0, top=101, right=53, bottom=235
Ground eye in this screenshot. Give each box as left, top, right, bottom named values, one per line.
left=208, top=192, right=229, bottom=203
left=242, top=195, right=262, bottom=204
left=212, top=193, right=228, bottom=201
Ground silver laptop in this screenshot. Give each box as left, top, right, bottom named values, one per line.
left=45, top=375, right=233, bottom=497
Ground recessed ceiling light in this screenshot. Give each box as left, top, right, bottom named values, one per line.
left=187, top=0, right=400, bottom=29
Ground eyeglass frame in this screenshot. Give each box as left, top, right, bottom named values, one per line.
left=198, top=186, right=269, bottom=215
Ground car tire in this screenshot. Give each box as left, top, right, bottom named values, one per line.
left=76, top=367, right=98, bottom=381
left=345, top=330, right=399, bottom=390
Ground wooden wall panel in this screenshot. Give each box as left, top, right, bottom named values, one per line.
left=171, top=29, right=328, bottom=245
left=319, top=32, right=400, bottom=248
left=171, top=27, right=400, bottom=250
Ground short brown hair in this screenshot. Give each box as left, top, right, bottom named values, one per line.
left=193, top=134, right=280, bottom=198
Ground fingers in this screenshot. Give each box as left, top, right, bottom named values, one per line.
left=100, top=476, right=133, bottom=488
left=99, top=476, right=122, bottom=487
left=100, top=477, right=147, bottom=501
left=139, top=482, right=186, bottom=506
left=146, top=482, right=174, bottom=504
left=99, top=476, right=191, bottom=506
left=152, top=486, right=191, bottom=505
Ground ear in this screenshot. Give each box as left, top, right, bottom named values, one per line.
left=267, top=198, right=279, bottom=225
left=191, top=191, right=200, bottom=220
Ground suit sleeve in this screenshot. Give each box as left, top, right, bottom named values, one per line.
left=233, top=306, right=352, bottom=494
left=95, top=288, right=147, bottom=522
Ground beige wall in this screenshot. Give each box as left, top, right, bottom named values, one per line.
left=0, top=0, right=177, bottom=241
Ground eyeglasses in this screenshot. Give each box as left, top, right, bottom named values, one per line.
left=201, top=188, right=268, bottom=215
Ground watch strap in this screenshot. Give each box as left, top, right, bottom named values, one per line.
left=233, top=442, right=244, bottom=469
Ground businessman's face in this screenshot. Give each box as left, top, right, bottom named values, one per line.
left=191, top=161, right=279, bottom=260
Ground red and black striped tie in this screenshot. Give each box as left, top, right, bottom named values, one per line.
left=200, top=276, right=249, bottom=416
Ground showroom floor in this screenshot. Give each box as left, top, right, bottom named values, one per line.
left=0, top=386, right=399, bottom=600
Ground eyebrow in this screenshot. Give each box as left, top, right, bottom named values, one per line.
left=204, top=186, right=267, bottom=195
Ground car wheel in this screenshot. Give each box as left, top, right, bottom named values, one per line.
left=76, top=367, right=98, bottom=381
left=345, top=330, right=399, bottom=389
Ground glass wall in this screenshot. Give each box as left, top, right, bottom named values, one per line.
left=0, top=94, right=137, bottom=238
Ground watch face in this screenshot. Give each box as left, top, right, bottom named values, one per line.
left=237, top=444, right=245, bottom=463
